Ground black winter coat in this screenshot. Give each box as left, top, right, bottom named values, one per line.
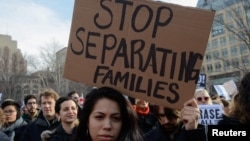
left=217, top=114, right=244, bottom=125
left=143, top=123, right=207, bottom=141
left=20, top=111, right=60, bottom=141
left=49, top=124, right=77, bottom=141
left=137, top=112, right=157, bottom=134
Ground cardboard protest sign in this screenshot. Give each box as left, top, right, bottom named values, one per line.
left=64, top=0, right=215, bottom=109
left=198, top=104, right=223, bottom=125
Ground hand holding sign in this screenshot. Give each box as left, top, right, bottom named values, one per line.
left=181, top=98, right=200, bottom=130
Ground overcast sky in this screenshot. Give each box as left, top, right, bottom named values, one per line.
left=0, top=0, right=198, bottom=56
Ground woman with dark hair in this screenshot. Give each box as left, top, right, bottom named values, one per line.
left=218, top=72, right=250, bottom=125
left=72, top=87, right=144, bottom=141
left=0, top=99, right=27, bottom=141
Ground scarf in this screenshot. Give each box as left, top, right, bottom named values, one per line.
left=133, top=105, right=150, bottom=116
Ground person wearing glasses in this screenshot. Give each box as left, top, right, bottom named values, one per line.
left=0, top=99, right=27, bottom=141
left=22, top=94, right=39, bottom=124
left=194, top=88, right=213, bottom=105
left=0, top=108, right=10, bottom=141
left=143, top=98, right=206, bottom=141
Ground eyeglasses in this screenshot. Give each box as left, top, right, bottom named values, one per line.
left=4, top=110, right=16, bottom=114
left=27, top=102, right=37, bottom=105
left=196, top=96, right=209, bottom=101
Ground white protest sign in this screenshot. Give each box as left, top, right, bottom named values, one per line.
left=213, top=85, right=231, bottom=100
left=196, top=74, right=206, bottom=89
left=223, top=80, right=238, bottom=96
left=198, top=104, right=223, bottom=125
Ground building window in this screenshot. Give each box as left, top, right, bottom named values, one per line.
left=220, top=36, right=227, bottom=47
left=221, top=48, right=228, bottom=57
left=213, top=50, right=220, bottom=59
left=229, top=34, right=236, bottom=44
left=223, top=60, right=230, bottom=69
left=207, top=64, right=213, bottom=72
left=206, top=54, right=212, bottom=62
left=228, top=22, right=234, bottom=29
left=238, top=31, right=245, bottom=40
left=240, top=44, right=248, bottom=54
left=212, top=14, right=224, bottom=37
left=231, top=46, right=238, bottom=56
left=212, top=39, right=218, bottom=48
left=242, top=56, right=250, bottom=66
left=23, top=85, right=30, bottom=94
left=215, top=62, right=221, bottom=72
left=232, top=58, right=239, bottom=67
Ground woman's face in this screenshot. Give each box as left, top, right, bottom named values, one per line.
left=3, top=105, right=17, bottom=123
left=88, top=98, right=122, bottom=141
left=195, top=92, right=212, bottom=105
left=58, top=100, right=78, bottom=124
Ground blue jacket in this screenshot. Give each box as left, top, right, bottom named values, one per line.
left=0, top=131, right=10, bottom=141
left=1, top=117, right=27, bottom=141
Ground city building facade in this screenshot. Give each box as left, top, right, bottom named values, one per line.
left=197, top=0, right=250, bottom=94
left=0, top=34, right=45, bottom=103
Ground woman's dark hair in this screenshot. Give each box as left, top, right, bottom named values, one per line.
left=55, top=96, right=77, bottom=114
left=230, top=72, right=250, bottom=124
left=73, top=87, right=143, bottom=141
left=67, top=90, right=78, bottom=97
left=1, top=99, right=21, bottom=119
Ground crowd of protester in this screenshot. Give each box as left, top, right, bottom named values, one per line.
left=0, top=72, right=250, bottom=141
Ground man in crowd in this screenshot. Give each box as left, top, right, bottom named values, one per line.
left=22, top=94, right=39, bottom=124
left=143, top=98, right=206, bottom=141
left=68, top=90, right=82, bottom=118
left=20, top=89, right=60, bottom=141
left=133, top=98, right=157, bottom=134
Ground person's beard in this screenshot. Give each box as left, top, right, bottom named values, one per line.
left=28, top=108, right=37, bottom=114
left=161, top=122, right=181, bottom=135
